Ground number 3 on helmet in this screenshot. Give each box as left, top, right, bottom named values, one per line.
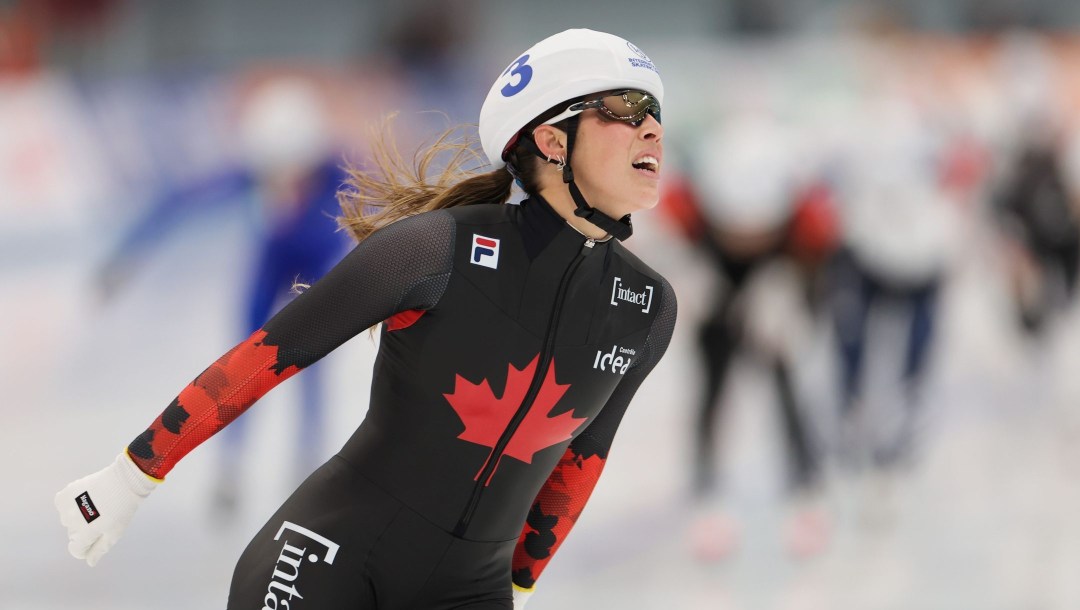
left=479, top=28, right=665, bottom=169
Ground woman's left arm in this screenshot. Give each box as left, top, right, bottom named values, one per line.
left=510, top=279, right=677, bottom=598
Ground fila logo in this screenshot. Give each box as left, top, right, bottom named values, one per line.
left=471, top=234, right=500, bottom=269
left=262, top=521, right=341, bottom=609
left=610, top=277, right=654, bottom=313
left=593, top=344, right=636, bottom=375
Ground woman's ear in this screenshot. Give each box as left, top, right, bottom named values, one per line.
left=531, top=125, right=567, bottom=162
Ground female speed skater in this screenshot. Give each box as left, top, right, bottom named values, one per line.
left=57, top=29, right=677, bottom=609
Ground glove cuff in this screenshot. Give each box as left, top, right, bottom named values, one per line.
left=116, top=450, right=161, bottom=497
left=512, top=584, right=534, bottom=608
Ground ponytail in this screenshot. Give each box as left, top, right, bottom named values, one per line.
left=338, top=116, right=517, bottom=244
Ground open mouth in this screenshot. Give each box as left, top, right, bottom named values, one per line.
left=632, top=155, right=659, bottom=174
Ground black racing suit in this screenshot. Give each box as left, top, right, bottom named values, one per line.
left=126, top=196, right=677, bottom=609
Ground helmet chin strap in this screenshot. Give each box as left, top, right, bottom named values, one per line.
left=561, top=164, right=633, bottom=241
left=529, top=114, right=630, bottom=240
left=559, top=116, right=634, bottom=241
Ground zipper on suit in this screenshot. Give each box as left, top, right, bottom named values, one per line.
left=453, top=238, right=596, bottom=537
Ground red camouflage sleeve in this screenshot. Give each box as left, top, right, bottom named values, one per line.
left=125, top=211, right=455, bottom=479
left=511, top=442, right=608, bottom=590
left=126, top=330, right=303, bottom=477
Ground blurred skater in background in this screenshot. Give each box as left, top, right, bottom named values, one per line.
left=95, top=76, right=351, bottom=517
left=827, top=96, right=961, bottom=481
left=664, top=113, right=839, bottom=560
left=992, top=120, right=1080, bottom=348
left=988, top=34, right=1080, bottom=354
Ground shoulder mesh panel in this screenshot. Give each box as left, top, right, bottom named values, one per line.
left=260, top=209, right=456, bottom=367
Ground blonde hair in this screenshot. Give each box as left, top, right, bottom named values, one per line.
left=337, top=115, right=518, bottom=243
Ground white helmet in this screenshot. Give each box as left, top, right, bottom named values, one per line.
left=696, top=113, right=797, bottom=232
left=239, top=77, right=330, bottom=173
left=479, top=28, right=664, bottom=168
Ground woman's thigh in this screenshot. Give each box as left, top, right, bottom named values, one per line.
left=226, top=457, right=399, bottom=609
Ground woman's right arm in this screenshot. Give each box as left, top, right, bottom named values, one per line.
left=56, top=210, right=456, bottom=565
left=129, top=210, right=456, bottom=478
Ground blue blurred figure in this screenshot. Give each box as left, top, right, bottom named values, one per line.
left=96, top=76, right=350, bottom=517
left=828, top=96, right=959, bottom=475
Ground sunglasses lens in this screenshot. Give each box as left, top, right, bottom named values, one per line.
left=599, top=91, right=661, bottom=125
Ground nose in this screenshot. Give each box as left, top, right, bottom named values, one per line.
left=639, top=113, right=663, bottom=141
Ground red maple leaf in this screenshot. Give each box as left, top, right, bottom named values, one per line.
left=444, top=356, right=585, bottom=485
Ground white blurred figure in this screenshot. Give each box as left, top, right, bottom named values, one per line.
left=681, top=112, right=838, bottom=561
left=828, top=95, right=960, bottom=487
left=238, top=76, right=333, bottom=194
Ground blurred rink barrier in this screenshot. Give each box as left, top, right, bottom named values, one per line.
left=7, top=8, right=1080, bottom=607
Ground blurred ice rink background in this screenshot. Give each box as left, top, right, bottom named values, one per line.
left=6, top=1, right=1080, bottom=608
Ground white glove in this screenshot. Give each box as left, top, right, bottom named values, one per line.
left=55, top=451, right=160, bottom=566
left=513, top=584, right=534, bottom=609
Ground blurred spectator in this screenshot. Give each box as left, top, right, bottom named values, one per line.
left=375, top=0, right=482, bottom=129
left=0, top=2, right=43, bottom=75
left=0, top=0, right=121, bottom=75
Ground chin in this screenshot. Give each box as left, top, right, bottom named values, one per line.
left=593, top=186, right=658, bottom=216
left=636, top=189, right=661, bottom=211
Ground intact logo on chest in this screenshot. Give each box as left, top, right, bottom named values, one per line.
left=610, top=276, right=654, bottom=313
